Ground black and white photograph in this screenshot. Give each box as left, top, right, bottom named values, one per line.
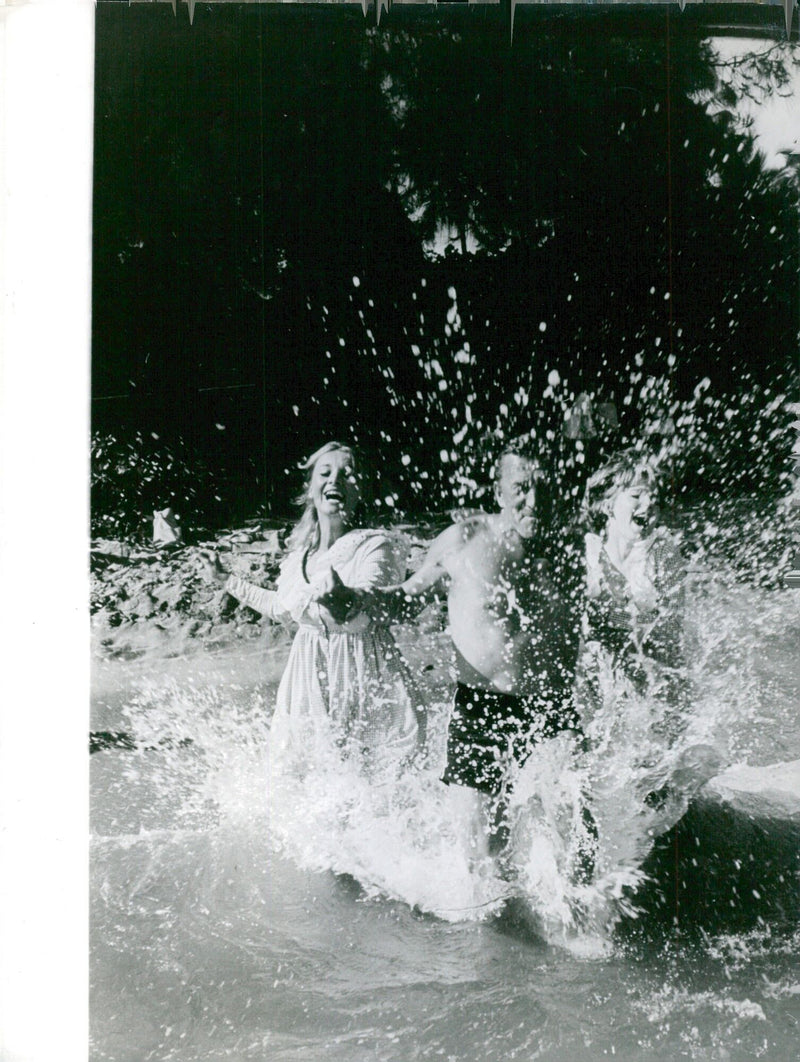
left=4, top=2, right=800, bottom=1060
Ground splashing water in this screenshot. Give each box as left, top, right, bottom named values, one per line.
left=91, top=562, right=800, bottom=1062
left=94, top=561, right=795, bottom=948
left=92, top=279, right=799, bottom=1054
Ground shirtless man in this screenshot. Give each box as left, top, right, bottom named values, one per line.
left=318, top=448, right=581, bottom=807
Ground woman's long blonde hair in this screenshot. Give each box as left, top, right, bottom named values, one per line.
left=285, top=441, right=359, bottom=553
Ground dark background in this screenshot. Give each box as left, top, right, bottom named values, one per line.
left=91, top=3, right=799, bottom=530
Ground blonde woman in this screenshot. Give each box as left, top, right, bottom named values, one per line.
left=207, top=442, right=423, bottom=775
left=578, top=449, right=687, bottom=736
left=577, top=450, right=723, bottom=830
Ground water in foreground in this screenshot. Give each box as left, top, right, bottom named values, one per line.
left=90, top=578, right=800, bottom=1062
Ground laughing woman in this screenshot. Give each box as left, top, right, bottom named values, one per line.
left=577, top=450, right=688, bottom=739
left=206, top=442, right=423, bottom=777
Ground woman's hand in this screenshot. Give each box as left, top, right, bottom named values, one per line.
left=199, top=551, right=228, bottom=587
left=313, top=567, right=362, bottom=624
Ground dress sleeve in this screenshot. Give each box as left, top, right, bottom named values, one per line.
left=349, top=534, right=407, bottom=591
left=645, top=533, right=687, bottom=665
left=650, top=534, right=686, bottom=612
left=225, top=574, right=283, bottom=620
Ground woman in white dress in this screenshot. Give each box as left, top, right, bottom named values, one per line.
left=576, top=453, right=724, bottom=865
left=577, top=450, right=687, bottom=737
left=208, top=441, right=423, bottom=777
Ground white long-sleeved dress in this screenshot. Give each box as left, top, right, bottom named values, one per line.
left=227, top=529, right=421, bottom=775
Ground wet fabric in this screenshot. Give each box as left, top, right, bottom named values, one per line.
left=266, top=529, right=421, bottom=775
left=578, top=528, right=688, bottom=738
left=443, top=682, right=582, bottom=796
left=583, top=529, right=685, bottom=674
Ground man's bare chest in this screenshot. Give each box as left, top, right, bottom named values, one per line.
left=449, top=540, right=541, bottom=617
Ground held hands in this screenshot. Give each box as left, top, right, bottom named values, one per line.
left=313, top=567, right=363, bottom=625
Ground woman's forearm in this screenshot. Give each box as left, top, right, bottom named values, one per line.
left=225, top=574, right=277, bottom=618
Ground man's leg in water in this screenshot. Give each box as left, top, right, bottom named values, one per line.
left=572, top=801, right=599, bottom=886
left=442, top=684, right=597, bottom=879
left=487, top=792, right=512, bottom=858
left=442, top=684, right=515, bottom=861
left=507, top=722, right=600, bottom=888
left=445, top=781, right=493, bottom=868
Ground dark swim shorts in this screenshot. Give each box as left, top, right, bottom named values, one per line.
left=442, top=682, right=582, bottom=796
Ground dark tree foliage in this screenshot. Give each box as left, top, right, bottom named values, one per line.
left=92, top=4, right=798, bottom=525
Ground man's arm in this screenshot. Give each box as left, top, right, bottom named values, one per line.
left=485, top=563, right=579, bottom=695
left=317, top=523, right=462, bottom=624
left=368, top=552, right=448, bottom=622
left=357, top=526, right=458, bottom=622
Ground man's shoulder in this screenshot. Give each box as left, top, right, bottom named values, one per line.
left=430, top=511, right=492, bottom=555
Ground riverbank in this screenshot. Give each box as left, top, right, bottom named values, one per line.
left=90, top=524, right=283, bottom=661
left=90, top=520, right=445, bottom=663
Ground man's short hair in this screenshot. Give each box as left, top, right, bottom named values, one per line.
left=491, top=439, right=544, bottom=484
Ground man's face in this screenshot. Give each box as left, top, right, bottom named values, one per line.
left=495, top=454, right=540, bottom=540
